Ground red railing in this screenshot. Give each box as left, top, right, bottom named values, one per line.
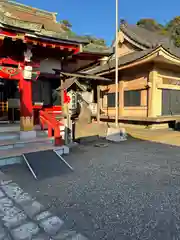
left=33, top=105, right=62, bottom=125
left=39, top=110, right=64, bottom=146
left=43, top=106, right=62, bottom=119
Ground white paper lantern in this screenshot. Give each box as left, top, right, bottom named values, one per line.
left=23, top=65, right=32, bottom=79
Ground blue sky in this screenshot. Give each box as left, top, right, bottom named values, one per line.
left=17, top=0, right=180, bottom=45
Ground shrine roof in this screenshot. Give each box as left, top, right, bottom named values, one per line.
left=119, top=23, right=180, bottom=58
left=0, top=0, right=89, bottom=43
left=81, top=43, right=113, bottom=55
left=120, top=23, right=171, bottom=49
left=87, top=49, right=153, bottom=75
left=0, top=1, right=112, bottom=55
left=87, top=45, right=180, bottom=75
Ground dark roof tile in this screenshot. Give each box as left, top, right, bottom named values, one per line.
left=121, top=23, right=171, bottom=48
left=121, top=24, right=180, bottom=57
left=88, top=23, right=180, bottom=75
left=88, top=49, right=153, bottom=75
left=1, top=1, right=63, bottom=33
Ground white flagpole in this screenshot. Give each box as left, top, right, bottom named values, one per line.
left=115, top=0, right=119, bottom=127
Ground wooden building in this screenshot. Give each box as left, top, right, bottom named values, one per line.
left=0, top=0, right=112, bottom=138
left=88, top=22, right=180, bottom=128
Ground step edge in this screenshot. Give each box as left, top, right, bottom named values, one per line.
left=0, top=145, right=68, bottom=159
left=0, top=136, right=54, bottom=147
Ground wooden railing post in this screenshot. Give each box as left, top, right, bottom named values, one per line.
left=54, top=128, right=62, bottom=146
left=48, top=125, right=52, bottom=137
left=40, top=119, right=44, bottom=130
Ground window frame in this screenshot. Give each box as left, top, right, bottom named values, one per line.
left=124, top=90, right=141, bottom=107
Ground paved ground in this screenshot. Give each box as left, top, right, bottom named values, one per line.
left=75, top=121, right=180, bottom=147
left=127, top=127, right=180, bottom=146
left=0, top=172, right=88, bottom=239
left=2, top=137, right=180, bottom=239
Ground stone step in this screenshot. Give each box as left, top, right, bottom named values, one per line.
left=0, top=131, right=19, bottom=141
left=0, top=123, right=20, bottom=133
left=0, top=129, right=48, bottom=142
left=0, top=145, right=69, bottom=167
left=0, top=136, right=54, bottom=150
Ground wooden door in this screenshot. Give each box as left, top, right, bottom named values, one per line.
left=32, top=79, right=52, bottom=105
left=162, top=89, right=180, bottom=115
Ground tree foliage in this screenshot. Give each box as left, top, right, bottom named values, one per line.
left=165, top=17, right=180, bottom=47
left=84, top=35, right=106, bottom=46
left=59, top=19, right=72, bottom=32
left=59, top=19, right=106, bottom=46
left=137, top=18, right=164, bottom=32
left=59, top=20, right=107, bottom=46
left=136, top=17, right=180, bottom=47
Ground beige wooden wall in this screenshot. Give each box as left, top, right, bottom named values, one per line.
left=99, top=28, right=180, bottom=119
left=100, top=64, right=180, bottom=118
left=100, top=68, right=149, bottom=117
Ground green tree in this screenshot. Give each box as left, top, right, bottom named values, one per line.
left=137, top=18, right=164, bottom=32
left=165, top=17, right=180, bottom=47
left=84, top=35, right=106, bottom=46
left=59, top=19, right=72, bottom=32
left=59, top=20, right=106, bottom=46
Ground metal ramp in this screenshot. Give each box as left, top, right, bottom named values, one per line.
left=22, top=150, right=73, bottom=180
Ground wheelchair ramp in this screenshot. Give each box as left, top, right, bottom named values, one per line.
left=22, top=150, right=73, bottom=180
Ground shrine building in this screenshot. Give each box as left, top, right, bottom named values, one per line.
left=0, top=0, right=112, bottom=139
left=88, top=22, right=180, bottom=129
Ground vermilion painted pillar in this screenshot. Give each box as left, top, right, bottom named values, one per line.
left=19, top=72, right=34, bottom=132
left=19, top=47, right=36, bottom=139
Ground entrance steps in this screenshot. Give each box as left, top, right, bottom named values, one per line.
left=0, top=144, right=69, bottom=167
left=0, top=126, right=69, bottom=167
left=0, top=136, right=54, bottom=150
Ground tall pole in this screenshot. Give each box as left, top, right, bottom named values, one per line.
left=115, top=0, right=119, bottom=127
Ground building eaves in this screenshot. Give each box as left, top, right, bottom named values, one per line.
left=36, top=30, right=90, bottom=44
left=87, top=49, right=154, bottom=75
left=81, top=43, right=114, bottom=56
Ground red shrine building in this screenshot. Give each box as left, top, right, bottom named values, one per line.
left=0, top=1, right=112, bottom=140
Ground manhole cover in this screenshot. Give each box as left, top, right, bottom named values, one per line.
left=94, top=143, right=108, bottom=148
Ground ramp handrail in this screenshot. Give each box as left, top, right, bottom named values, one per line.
left=42, top=106, right=62, bottom=119
left=39, top=110, right=64, bottom=146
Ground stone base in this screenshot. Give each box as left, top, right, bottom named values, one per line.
left=54, top=145, right=70, bottom=155
left=20, top=130, right=36, bottom=140
left=20, top=116, right=34, bottom=132
left=106, top=127, right=127, bottom=142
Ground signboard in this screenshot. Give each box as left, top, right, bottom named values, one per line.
left=8, top=98, right=20, bottom=108
left=163, top=78, right=180, bottom=86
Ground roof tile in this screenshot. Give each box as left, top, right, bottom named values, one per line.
left=87, top=49, right=153, bottom=75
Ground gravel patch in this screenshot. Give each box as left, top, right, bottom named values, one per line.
left=2, top=138, right=180, bottom=239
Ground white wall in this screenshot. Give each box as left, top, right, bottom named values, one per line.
left=40, top=58, right=61, bottom=74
